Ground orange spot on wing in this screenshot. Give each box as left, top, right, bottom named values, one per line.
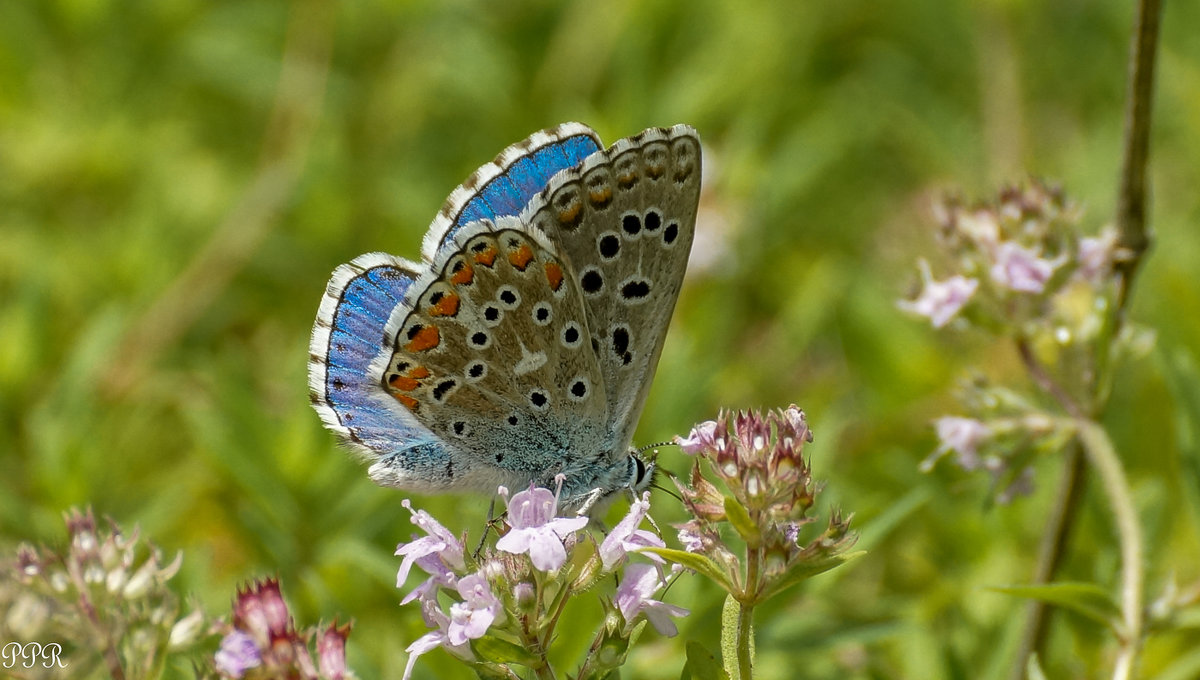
left=557, top=202, right=582, bottom=226
left=405, top=326, right=440, bottom=352
left=508, top=244, right=533, bottom=271
left=450, top=262, right=475, bottom=285
left=394, top=393, right=419, bottom=410
left=473, top=246, right=497, bottom=267
left=408, top=366, right=430, bottom=379
left=588, top=186, right=612, bottom=207
left=389, top=374, right=419, bottom=391
left=544, top=262, right=564, bottom=291
left=429, top=293, right=460, bottom=317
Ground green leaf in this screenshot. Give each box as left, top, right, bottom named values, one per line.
left=681, top=640, right=731, bottom=680
left=759, top=551, right=866, bottom=601
left=643, top=547, right=735, bottom=592
left=472, top=634, right=541, bottom=666
left=989, top=581, right=1121, bottom=628
left=720, top=594, right=744, bottom=680
left=723, top=496, right=762, bottom=545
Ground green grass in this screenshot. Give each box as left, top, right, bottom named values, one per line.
left=2, top=0, right=1199, bottom=678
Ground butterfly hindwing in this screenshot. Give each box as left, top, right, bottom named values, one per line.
left=523, top=125, right=701, bottom=458
left=309, top=254, right=506, bottom=492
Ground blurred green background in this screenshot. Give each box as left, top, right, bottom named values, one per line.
left=3, top=0, right=1199, bottom=678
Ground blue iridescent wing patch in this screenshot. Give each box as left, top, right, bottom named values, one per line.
left=420, top=123, right=602, bottom=262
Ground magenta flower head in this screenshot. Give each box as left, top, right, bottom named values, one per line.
left=218, top=577, right=353, bottom=679
left=669, top=407, right=859, bottom=606
left=496, top=484, right=589, bottom=572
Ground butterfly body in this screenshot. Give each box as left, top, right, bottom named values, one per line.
left=309, top=123, right=700, bottom=510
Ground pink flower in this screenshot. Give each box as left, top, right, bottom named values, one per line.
left=599, top=492, right=665, bottom=570
left=214, top=630, right=261, bottom=678
left=615, top=563, right=689, bottom=637
left=446, top=573, right=504, bottom=645
left=395, top=499, right=465, bottom=604
left=496, top=485, right=588, bottom=571
left=899, top=260, right=978, bottom=328
left=676, top=420, right=719, bottom=456
left=989, top=242, right=1060, bottom=293
left=925, top=416, right=992, bottom=471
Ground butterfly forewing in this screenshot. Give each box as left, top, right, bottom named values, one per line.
left=524, top=125, right=701, bottom=458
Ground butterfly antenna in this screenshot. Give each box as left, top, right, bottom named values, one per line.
left=638, top=441, right=677, bottom=455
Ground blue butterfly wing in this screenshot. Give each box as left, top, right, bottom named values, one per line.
left=310, top=253, right=496, bottom=491
left=420, top=123, right=602, bottom=262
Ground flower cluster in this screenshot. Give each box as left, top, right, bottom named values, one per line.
left=0, top=507, right=206, bottom=678
left=213, top=578, right=351, bottom=680
left=395, top=482, right=686, bottom=680
left=672, top=406, right=858, bottom=603
left=900, top=181, right=1123, bottom=334
left=901, top=181, right=1145, bottom=500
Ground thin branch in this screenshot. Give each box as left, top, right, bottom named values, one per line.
left=1007, top=441, right=1087, bottom=680
left=1075, top=420, right=1143, bottom=680
left=1016, top=338, right=1083, bottom=418
left=1113, top=0, right=1164, bottom=310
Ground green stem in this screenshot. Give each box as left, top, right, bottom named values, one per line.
left=736, top=549, right=761, bottom=680
left=1113, top=0, right=1164, bottom=309
left=1075, top=420, right=1143, bottom=680
left=1007, top=441, right=1088, bottom=680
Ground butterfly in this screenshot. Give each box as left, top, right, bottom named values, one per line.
left=308, top=123, right=701, bottom=512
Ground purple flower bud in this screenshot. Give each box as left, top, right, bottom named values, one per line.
left=317, top=621, right=351, bottom=680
